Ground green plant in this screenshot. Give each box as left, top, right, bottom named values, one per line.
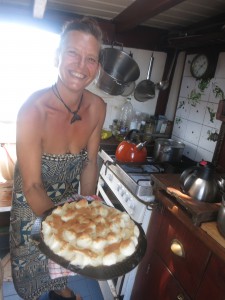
left=188, top=89, right=202, bottom=107
left=198, top=78, right=211, bottom=92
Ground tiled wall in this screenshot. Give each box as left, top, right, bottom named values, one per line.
left=172, top=53, right=225, bottom=162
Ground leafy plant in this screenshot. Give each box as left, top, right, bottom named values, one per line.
left=188, top=89, right=202, bottom=107
left=198, top=78, right=211, bottom=92
left=213, top=84, right=224, bottom=99
left=206, top=106, right=216, bottom=123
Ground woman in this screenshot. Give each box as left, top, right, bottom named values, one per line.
left=10, top=17, right=106, bottom=300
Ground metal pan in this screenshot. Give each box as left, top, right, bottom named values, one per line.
left=31, top=204, right=147, bottom=281
left=134, top=53, right=155, bottom=102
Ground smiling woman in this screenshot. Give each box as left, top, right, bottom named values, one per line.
left=0, top=21, right=59, bottom=142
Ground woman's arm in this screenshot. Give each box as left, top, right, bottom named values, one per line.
left=16, top=99, right=54, bottom=216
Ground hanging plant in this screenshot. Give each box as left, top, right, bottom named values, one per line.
left=198, top=78, right=211, bottom=92
left=188, top=89, right=202, bottom=107
left=212, top=83, right=224, bottom=99
left=206, top=106, right=216, bottom=123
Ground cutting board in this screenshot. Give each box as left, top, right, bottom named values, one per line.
left=152, top=173, right=220, bottom=226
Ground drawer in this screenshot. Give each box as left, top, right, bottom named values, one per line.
left=155, top=208, right=210, bottom=298
left=196, top=254, right=225, bottom=300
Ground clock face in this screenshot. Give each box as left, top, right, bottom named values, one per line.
left=190, top=54, right=209, bottom=79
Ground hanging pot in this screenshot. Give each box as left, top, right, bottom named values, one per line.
left=96, top=47, right=140, bottom=96
left=115, top=130, right=147, bottom=163
left=180, top=160, right=222, bottom=203
left=134, top=53, right=155, bottom=102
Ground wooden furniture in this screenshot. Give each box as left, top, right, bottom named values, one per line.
left=131, top=174, right=225, bottom=300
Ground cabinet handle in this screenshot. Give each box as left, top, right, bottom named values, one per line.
left=177, top=293, right=185, bottom=300
left=170, top=239, right=185, bottom=257
left=146, top=263, right=151, bottom=274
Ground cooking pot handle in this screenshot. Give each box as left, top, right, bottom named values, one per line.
left=162, top=146, right=172, bottom=153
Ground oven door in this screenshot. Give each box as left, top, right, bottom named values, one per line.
left=97, top=176, right=128, bottom=213
left=96, top=176, right=130, bottom=299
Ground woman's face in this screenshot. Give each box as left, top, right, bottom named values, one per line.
left=57, top=30, right=101, bottom=91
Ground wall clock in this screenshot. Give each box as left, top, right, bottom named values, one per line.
left=190, top=53, right=216, bottom=79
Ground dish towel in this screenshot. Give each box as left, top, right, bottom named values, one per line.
left=48, top=259, right=76, bottom=279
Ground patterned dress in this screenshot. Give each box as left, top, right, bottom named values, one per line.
left=10, top=151, right=88, bottom=300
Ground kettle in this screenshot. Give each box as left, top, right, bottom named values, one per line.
left=180, top=160, right=221, bottom=203
left=115, top=130, right=147, bottom=163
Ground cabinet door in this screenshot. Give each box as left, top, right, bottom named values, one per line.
left=155, top=208, right=210, bottom=298
left=196, top=254, right=225, bottom=300
left=133, top=252, right=191, bottom=300
left=131, top=206, right=163, bottom=299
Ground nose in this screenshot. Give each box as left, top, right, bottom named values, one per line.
left=74, top=54, right=86, bottom=68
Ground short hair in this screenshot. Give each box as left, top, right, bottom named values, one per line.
left=59, top=17, right=103, bottom=49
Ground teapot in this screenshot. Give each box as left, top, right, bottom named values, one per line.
left=180, top=160, right=221, bottom=203
left=115, top=130, right=147, bottom=163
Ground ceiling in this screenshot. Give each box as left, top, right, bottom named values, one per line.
left=2, top=0, right=225, bottom=48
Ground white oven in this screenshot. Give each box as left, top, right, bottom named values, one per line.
left=96, top=153, right=157, bottom=300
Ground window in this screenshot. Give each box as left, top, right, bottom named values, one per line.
left=0, top=21, right=59, bottom=142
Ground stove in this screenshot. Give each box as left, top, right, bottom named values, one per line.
left=96, top=148, right=196, bottom=300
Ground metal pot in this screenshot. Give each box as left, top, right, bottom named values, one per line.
left=153, top=138, right=185, bottom=162
left=180, top=161, right=221, bottom=203
left=96, top=47, right=140, bottom=95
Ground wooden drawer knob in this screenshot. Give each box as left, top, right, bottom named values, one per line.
left=170, top=239, right=185, bottom=257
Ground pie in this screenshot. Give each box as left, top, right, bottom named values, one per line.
left=42, top=199, right=140, bottom=268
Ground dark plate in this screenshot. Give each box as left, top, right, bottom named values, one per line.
left=31, top=204, right=147, bottom=280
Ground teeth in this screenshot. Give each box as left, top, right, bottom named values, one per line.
left=70, top=71, right=85, bottom=79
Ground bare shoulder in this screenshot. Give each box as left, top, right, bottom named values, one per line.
left=84, top=89, right=106, bottom=110
left=18, top=87, right=50, bottom=121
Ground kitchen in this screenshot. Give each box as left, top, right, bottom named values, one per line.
left=1, top=0, right=225, bottom=299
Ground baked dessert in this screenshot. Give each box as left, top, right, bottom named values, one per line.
left=42, top=199, right=140, bottom=268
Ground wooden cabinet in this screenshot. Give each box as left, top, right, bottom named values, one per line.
left=131, top=187, right=225, bottom=300
left=155, top=207, right=210, bottom=298
left=196, top=254, right=225, bottom=300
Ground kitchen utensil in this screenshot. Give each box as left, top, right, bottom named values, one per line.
left=180, top=160, right=222, bottom=203
left=121, top=81, right=136, bottom=97
left=115, top=130, right=147, bottom=163
left=31, top=204, right=147, bottom=281
left=153, top=138, right=185, bottom=162
left=155, top=50, right=178, bottom=91
left=134, top=53, right=155, bottom=102
left=96, top=47, right=140, bottom=96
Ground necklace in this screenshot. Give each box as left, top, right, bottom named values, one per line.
left=52, top=84, right=83, bottom=124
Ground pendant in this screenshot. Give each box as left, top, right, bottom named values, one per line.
left=71, top=113, right=82, bottom=124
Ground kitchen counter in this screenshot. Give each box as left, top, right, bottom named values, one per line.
left=151, top=173, right=225, bottom=263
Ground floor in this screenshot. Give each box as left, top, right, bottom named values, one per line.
left=1, top=249, right=104, bottom=300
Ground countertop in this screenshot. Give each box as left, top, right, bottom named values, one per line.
left=151, top=173, right=225, bottom=262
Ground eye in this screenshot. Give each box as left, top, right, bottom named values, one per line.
left=87, top=56, right=98, bottom=64
left=66, top=50, right=78, bottom=57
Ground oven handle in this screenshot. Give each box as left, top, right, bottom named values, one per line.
left=133, top=195, right=158, bottom=209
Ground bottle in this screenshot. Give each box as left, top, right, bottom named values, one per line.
left=119, top=98, right=134, bottom=135
left=130, top=112, right=138, bottom=130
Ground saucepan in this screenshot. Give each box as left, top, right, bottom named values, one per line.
left=134, top=53, right=155, bottom=102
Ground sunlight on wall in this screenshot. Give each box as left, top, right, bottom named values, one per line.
left=0, top=22, right=59, bottom=130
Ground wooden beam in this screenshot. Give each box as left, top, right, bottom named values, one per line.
left=113, top=0, right=186, bottom=32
